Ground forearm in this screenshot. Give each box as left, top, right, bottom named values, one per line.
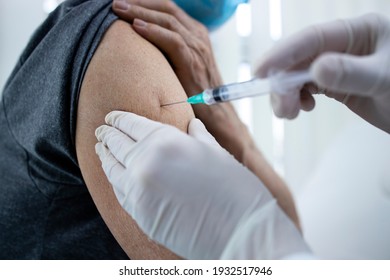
left=193, top=103, right=252, bottom=160
left=242, top=145, right=301, bottom=230
left=108, top=0, right=300, bottom=231
left=197, top=103, right=301, bottom=230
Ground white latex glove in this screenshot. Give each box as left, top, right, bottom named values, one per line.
left=95, top=111, right=311, bottom=259
left=256, top=13, right=390, bottom=133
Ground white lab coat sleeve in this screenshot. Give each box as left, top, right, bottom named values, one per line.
left=221, top=200, right=313, bottom=259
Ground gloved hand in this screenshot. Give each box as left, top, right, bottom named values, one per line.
left=256, top=13, right=390, bottom=134
left=95, top=111, right=310, bottom=259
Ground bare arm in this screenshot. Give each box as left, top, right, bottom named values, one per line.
left=111, top=1, right=301, bottom=230
left=76, top=20, right=194, bottom=259
left=195, top=104, right=301, bottom=230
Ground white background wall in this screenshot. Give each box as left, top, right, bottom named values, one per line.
left=0, top=0, right=45, bottom=90
left=212, top=0, right=390, bottom=259
left=1, top=0, right=389, bottom=259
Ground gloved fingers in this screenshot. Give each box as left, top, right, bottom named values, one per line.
left=95, top=142, right=125, bottom=184
left=270, top=91, right=301, bottom=119
left=187, top=118, right=220, bottom=147
left=255, top=19, right=353, bottom=78
left=300, top=90, right=316, bottom=112
left=270, top=83, right=316, bottom=119
left=95, top=140, right=140, bottom=209
left=311, top=52, right=385, bottom=96
left=105, top=111, right=168, bottom=142
left=95, top=124, right=136, bottom=167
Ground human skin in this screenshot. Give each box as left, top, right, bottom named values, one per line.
left=76, top=20, right=191, bottom=259
left=77, top=3, right=300, bottom=259
left=112, top=0, right=301, bottom=230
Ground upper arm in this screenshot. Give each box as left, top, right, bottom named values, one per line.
left=76, top=20, right=194, bottom=259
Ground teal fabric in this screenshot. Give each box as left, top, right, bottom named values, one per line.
left=173, top=0, right=249, bottom=30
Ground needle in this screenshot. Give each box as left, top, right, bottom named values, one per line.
left=160, top=100, right=187, bottom=107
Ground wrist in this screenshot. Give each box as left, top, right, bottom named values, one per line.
left=194, top=103, right=254, bottom=162
left=241, top=144, right=301, bottom=231
left=184, top=64, right=223, bottom=97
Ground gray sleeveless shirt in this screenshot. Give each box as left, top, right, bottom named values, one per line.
left=0, top=0, right=128, bottom=259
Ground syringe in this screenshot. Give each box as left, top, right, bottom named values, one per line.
left=161, top=70, right=312, bottom=106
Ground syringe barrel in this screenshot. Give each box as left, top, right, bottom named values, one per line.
left=201, top=70, right=312, bottom=105
left=203, top=79, right=271, bottom=105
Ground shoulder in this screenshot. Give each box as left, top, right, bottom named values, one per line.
left=79, top=19, right=193, bottom=129
left=75, top=19, right=192, bottom=259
